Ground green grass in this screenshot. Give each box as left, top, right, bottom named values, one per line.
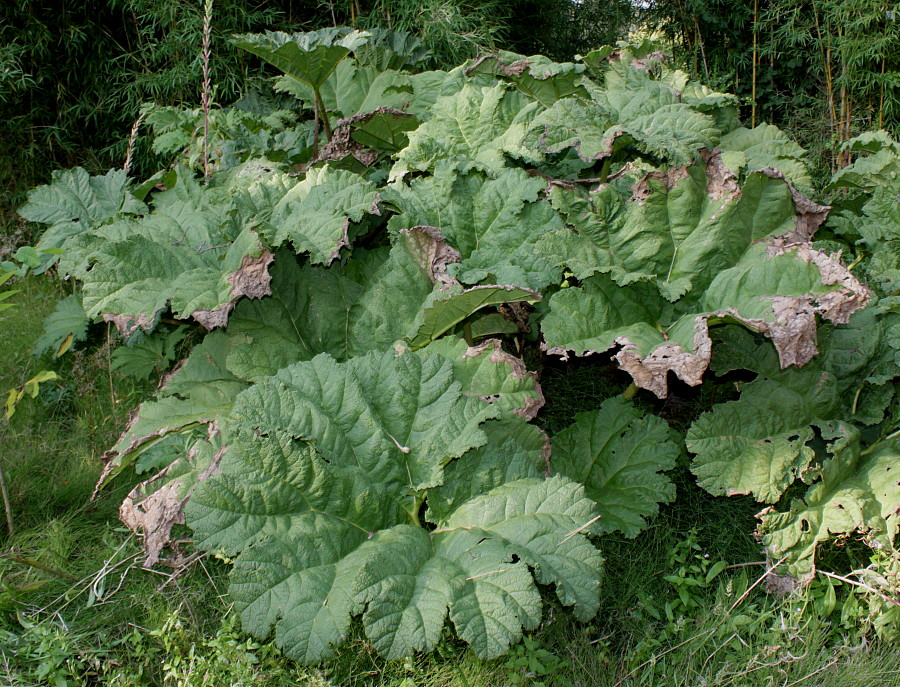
left=2, top=274, right=900, bottom=686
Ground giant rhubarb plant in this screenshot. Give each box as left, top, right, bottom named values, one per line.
left=20, top=36, right=899, bottom=656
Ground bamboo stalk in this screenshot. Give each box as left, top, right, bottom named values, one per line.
left=751, top=0, right=758, bottom=128
left=813, top=3, right=838, bottom=149
left=694, top=16, right=709, bottom=78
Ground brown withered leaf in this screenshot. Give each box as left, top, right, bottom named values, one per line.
left=191, top=248, right=274, bottom=329
left=400, top=225, right=462, bottom=290
left=613, top=243, right=871, bottom=399
left=310, top=107, right=413, bottom=168
left=119, top=424, right=226, bottom=567
left=463, top=338, right=545, bottom=420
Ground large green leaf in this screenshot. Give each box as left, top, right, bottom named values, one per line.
left=19, top=167, right=143, bottom=227
left=263, top=165, right=381, bottom=265
left=224, top=243, right=536, bottom=381
left=464, top=53, right=589, bottom=106
left=54, top=168, right=281, bottom=337
left=80, top=223, right=272, bottom=336
left=758, top=427, right=900, bottom=577
left=187, top=421, right=602, bottom=662
left=688, top=310, right=894, bottom=502
left=551, top=397, right=679, bottom=537
left=232, top=29, right=369, bottom=88
left=826, top=140, right=900, bottom=297
left=541, top=203, right=871, bottom=398
left=530, top=83, right=718, bottom=166
left=391, top=84, right=543, bottom=179
left=225, top=246, right=427, bottom=377
left=386, top=167, right=563, bottom=290
left=718, top=123, right=812, bottom=191
left=276, top=62, right=414, bottom=120
left=687, top=364, right=836, bottom=502
left=230, top=347, right=499, bottom=504
left=419, top=337, right=544, bottom=421
left=540, top=162, right=801, bottom=301
left=425, top=419, right=548, bottom=523
left=19, top=168, right=147, bottom=271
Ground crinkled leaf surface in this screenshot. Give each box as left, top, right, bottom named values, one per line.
left=551, top=397, right=679, bottom=537
left=99, top=332, right=250, bottom=489
left=464, top=53, right=588, bottom=106
left=264, top=165, right=380, bottom=264
left=758, top=427, right=900, bottom=577
left=718, top=123, right=812, bottom=191
left=688, top=311, right=891, bottom=502
left=540, top=162, right=798, bottom=300
left=386, top=167, right=563, bottom=289
left=419, top=337, right=544, bottom=420
left=232, top=29, right=369, bottom=88
left=187, top=421, right=602, bottom=661
left=542, top=231, right=869, bottom=398
left=19, top=167, right=145, bottom=228
left=688, top=364, right=834, bottom=502
left=425, top=419, right=547, bottom=523
left=57, top=168, right=278, bottom=336
left=34, top=294, right=89, bottom=357
left=391, top=84, right=542, bottom=178
left=224, top=246, right=535, bottom=380
left=827, top=145, right=900, bottom=298
left=527, top=97, right=614, bottom=162
left=276, top=61, right=414, bottom=119
left=225, top=246, right=427, bottom=376
left=530, top=84, right=718, bottom=165
left=827, top=148, right=900, bottom=192
left=80, top=221, right=271, bottom=335
left=541, top=273, right=664, bottom=358
left=19, top=168, right=147, bottom=270
left=230, top=347, right=499, bottom=502
left=110, top=326, right=188, bottom=380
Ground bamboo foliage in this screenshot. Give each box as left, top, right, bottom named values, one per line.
left=762, top=0, right=900, bottom=170
left=643, top=0, right=900, bottom=177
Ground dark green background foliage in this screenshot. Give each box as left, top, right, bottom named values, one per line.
left=641, top=0, right=900, bottom=178
left=0, top=0, right=633, bottom=214
left=0, top=0, right=309, bottom=209
left=3, top=0, right=897, bottom=220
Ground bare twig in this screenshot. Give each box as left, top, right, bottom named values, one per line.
left=1, top=553, right=77, bottom=581
left=819, top=570, right=900, bottom=608
left=0, top=461, right=13, bottom=536
left=560, top=514, right=603, bottom=544
left=726, top=556, right=787, bottom=614
left=751, top=0, right=758, bottom=128
left=781, top=657, right=840, bottom=687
